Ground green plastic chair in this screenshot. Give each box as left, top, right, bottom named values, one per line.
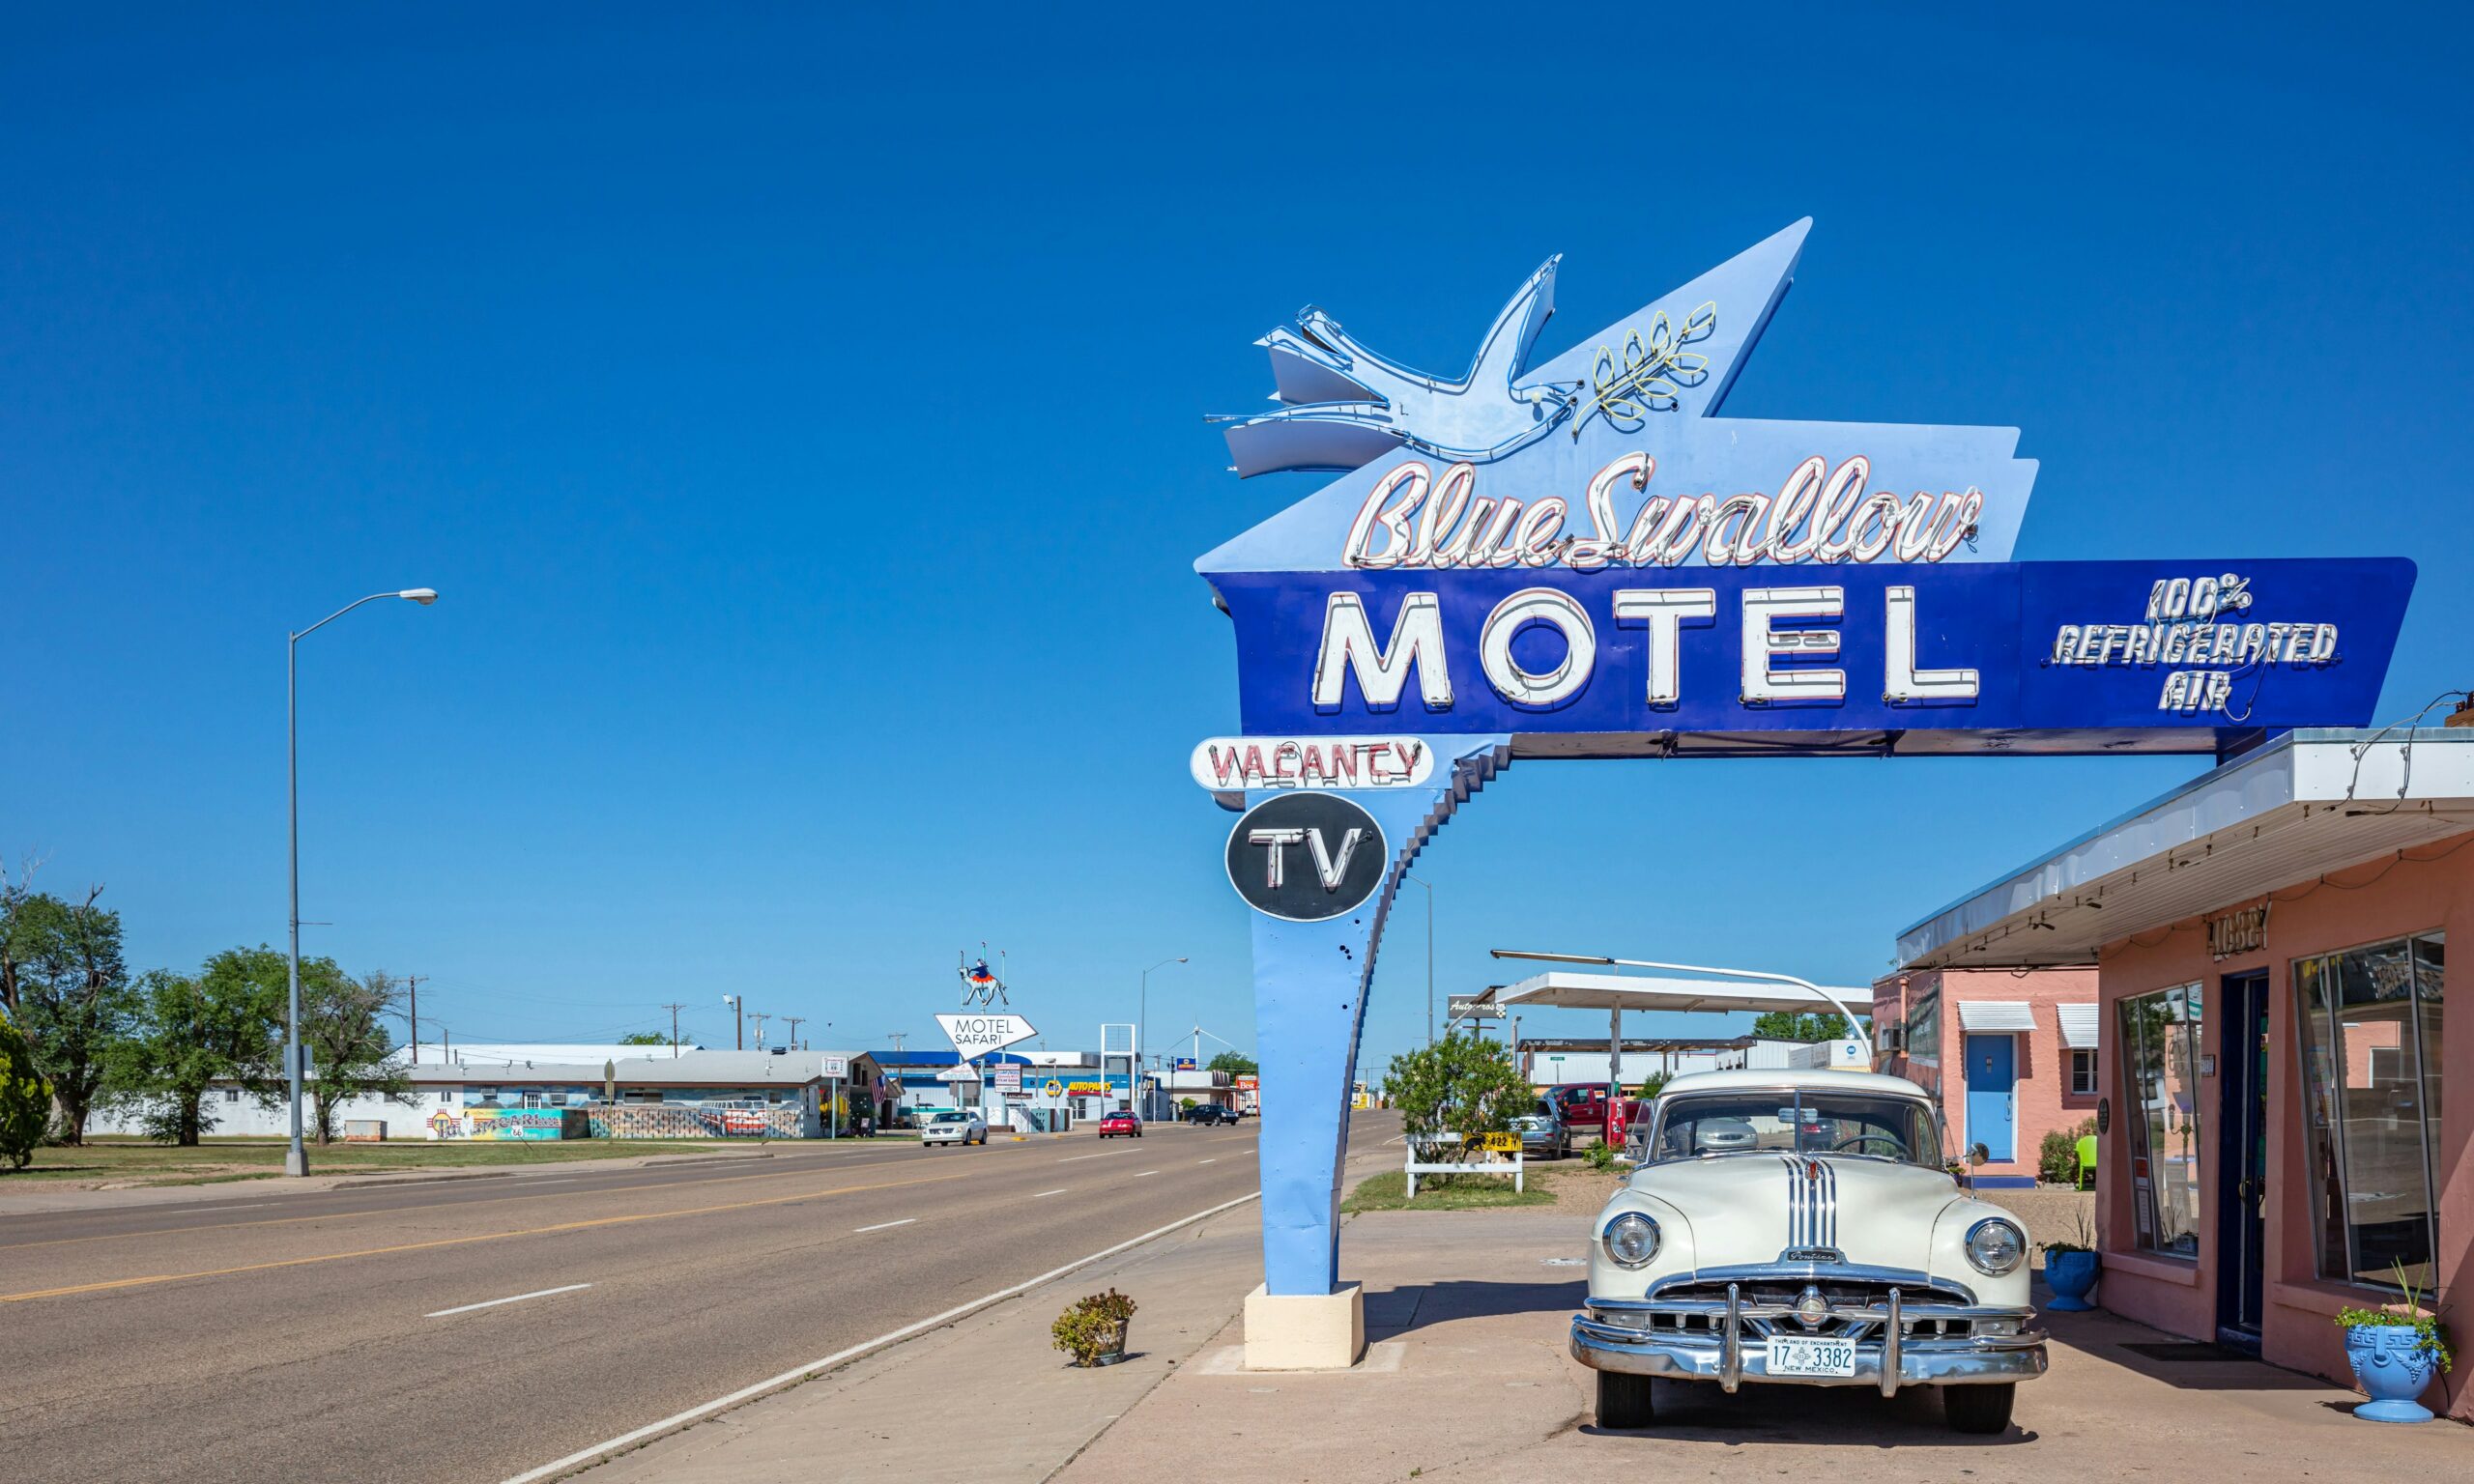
left=2076, top=1134, right=2099, bottom=1190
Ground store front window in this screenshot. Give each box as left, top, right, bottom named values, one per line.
left=1907, top=988, right=1942, bottom=1099
left=2117, top=984, right=2203, bottom=1257
left=2294, top=932, right=2445, bottom=1290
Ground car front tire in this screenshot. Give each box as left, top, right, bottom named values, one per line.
left=1596, top=1370, right=1654, bottom=1430
left=1942, top=1383, right=2015, bottom=1435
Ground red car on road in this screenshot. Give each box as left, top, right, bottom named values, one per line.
left=1099, top=1112, right=1143, bottom=1138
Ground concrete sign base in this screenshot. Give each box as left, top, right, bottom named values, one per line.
left=1244, top=1282, right=1366, bottom=1371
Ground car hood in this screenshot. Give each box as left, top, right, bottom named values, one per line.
left=1627, top=1154, right=1961, bottom=1270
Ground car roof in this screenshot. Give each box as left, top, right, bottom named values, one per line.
left=1655, top=1068, right=1929, bottom=1099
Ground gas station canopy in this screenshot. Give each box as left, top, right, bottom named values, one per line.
left=1482, top=971, right=1871, bottom=1018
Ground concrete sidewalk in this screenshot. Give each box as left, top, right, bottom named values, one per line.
left=1067, top=1207, right=2469, bottom=1481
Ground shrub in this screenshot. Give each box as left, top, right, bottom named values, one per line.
left=2038, top=1118, right=2097, bottom=1184
left=2336, top=1263, right=2453, bottom=1373
left=0, top=1007, right=52, bottom=1171
left=1051, top=1289, right=1138, bottom=1366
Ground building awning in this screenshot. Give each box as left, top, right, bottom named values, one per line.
left=2057, top=1003, right=2101, bottom=1049
left=1956, top=1001, right=2037, bottom=1033
left=1898, top=729, right=2474, bottom=970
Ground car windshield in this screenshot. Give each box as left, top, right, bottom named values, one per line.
left=1649, top=1089, right=1942, bottom=1167
left=932, top=1111, right=972, bottom=1123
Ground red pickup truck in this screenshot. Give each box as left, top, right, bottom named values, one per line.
left=1545, top=1085, right=1654, bottom=1139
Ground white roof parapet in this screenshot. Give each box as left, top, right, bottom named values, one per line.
left=1898, top=728, right=2474, bottom=971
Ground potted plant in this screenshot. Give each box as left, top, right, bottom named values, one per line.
left=2041, top=1213, right=2100, bottom=1312
left=1051, top=1288, right=1139, bottom=1368
left=2336, top=1265, right=2452, bottom=1423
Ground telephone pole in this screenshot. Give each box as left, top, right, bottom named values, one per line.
left=661, top=1001, right=687, bottom=1057
left=888, top=1032, right=906, bottom=1054
left=405, top=974, right=424, bottom=1065
left=723, top=995, right=742, bottom=1049
left=751, top=1011, right=770, bottom=1047
left=783, top=1014, right=805, bottom=1049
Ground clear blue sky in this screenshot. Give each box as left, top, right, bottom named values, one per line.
left=6, top=6, right=2468, bottom=1070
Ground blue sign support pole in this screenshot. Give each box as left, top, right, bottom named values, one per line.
left=1248, top=736, right=1510, bottom=1296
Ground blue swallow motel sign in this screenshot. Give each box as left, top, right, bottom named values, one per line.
left=1194, top=220, right=2416, bottom=1302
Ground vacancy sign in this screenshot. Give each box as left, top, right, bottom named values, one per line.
left=936, top=1012, right=1038, bottom=1060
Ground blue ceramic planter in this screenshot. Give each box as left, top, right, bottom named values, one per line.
left=2044, top=1250, right=2099, bottom=1311
left=2345, top=1323, right=2439, bottom=1423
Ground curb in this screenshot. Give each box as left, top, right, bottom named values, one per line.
left=339, top=1168, right=521, bottom=1189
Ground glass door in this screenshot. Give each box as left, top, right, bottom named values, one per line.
left=2215, top=972, right=2269, bottom=1348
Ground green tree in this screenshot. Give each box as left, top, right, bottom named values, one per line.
left=1380, top=1031, right=1533, bottom=1144
left=1750, top=1011, right=1854, bottom=1042
left=107, top=963, right=283, bottom=1145
left=295, top=967, right=413, bottom=1144
left=5, top=888, right=139, bottom=1143
left=1205, top=1050, right=1257, bottom=1076
left=0, top=1005, right=51, bottom=1169
left=618, top=1031, right=676, bottom=1046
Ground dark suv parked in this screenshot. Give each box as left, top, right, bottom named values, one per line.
left=1182, top=1104, right=1236, bottom=1125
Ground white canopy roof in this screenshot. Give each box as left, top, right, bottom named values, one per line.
left=1486, top=971, right=1869, bottom=1017
left=2057, top=1002, right=2102, bottom=1049
left=1956, top=1000, right=2038, bottom=1033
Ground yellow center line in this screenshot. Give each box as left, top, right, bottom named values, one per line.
left=0, top=1141, right=1012, bottom=1253
left=0, top=1162, right=998, bottom=1304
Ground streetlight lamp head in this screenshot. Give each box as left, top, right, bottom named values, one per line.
left=1175, top=956, right=1189, bottom=963
left=398, top=588, right=440, bottom=605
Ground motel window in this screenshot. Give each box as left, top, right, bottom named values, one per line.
left=222, top=1088, right=240, bottom=1103
left=2294, top=933, right=2444, bottom=1291
left=2069, top=1048, right=2098, bottom=1097
left=1905, top=989, right=1942, bottom=1098
left=2117, top=984, right=2203, bottom=1258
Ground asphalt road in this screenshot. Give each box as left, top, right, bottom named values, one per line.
left=0, top=1116, right=1384, bottom=1483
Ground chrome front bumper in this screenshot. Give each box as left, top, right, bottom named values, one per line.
left=1570, top=1283, right=2047, bottom=1395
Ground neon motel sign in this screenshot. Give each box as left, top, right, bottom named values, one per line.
left=1194, top=220, right=2417, bottom=1304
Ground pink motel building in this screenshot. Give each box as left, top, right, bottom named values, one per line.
left=1895, top=726, right=2471, bottom=1419
left=1870, top=965, right=2100, bottom=1189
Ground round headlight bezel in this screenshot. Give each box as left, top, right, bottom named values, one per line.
left=1963, top=1216, right=2027, bottom=1276
left=1601, top=1212, right=1661, bottom=1269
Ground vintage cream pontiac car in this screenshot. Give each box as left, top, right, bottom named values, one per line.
left=1571, top=1069, right=2047, bottom=1434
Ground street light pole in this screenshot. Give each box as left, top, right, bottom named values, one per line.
left=1137, top=956, right=1186, bottom=1118
left=1403, top=871, right=1433, bottom=1043
left=287, top=587, right=438, bottom=1178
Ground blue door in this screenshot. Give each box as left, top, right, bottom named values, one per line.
left=1964, top=1034, right=2017, bottom=1162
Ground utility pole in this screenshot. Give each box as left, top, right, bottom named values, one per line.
left=662, top=1001, right=687, bottom=1057
left=888, top=1031, right=906, bottom=1055
left=784, top=1014, right=805, bottom=1050
left=724, top=994, right=742, bottom=1049
left=751, top=1011, right=771, bottom=1047
left=406, top=973, right=424, bottom=1065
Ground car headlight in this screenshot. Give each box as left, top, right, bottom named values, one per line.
left=1601, top=1213, right=1661, bottom=1269
left=1964, top=1217, right=2027, bottom=1276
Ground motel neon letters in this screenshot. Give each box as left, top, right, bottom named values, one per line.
left=1312, top=581, right=1978, bottom=712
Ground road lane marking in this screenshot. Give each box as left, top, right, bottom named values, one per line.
left=426, top=1283, right=592, bottom=1319
left=0, top=1164, right=1012, bottom=1304
left=498, top=1190, right=1265, bottom=1484
left=853, top=1218, right=916, bottom=1234
left=1196, top=1158, right=1218, bottom=1165
left=1055, top=1152, right=1115, bottom=1163
left=1134, top=1170, right=1158, bottom=1178
left=0, top=1141, right=1001, bottom=1253
left=1033, top=1188, right=1067, bottom=1198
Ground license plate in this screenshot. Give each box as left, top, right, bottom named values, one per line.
left=1768, top=1337, right=1857, bottom=1377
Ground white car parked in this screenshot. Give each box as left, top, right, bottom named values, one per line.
left=1573, top=1070, right=2046, bottom=1435
left=918, top=1109, right=988, bottom=1147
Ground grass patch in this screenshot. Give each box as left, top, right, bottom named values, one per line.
left=6, top=1136, right=745, bottom=1185
left=1341, top=1168, right=1557, bottom=1212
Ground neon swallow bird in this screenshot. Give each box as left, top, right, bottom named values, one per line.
left=1214, top=256, right=1580, bottom=478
